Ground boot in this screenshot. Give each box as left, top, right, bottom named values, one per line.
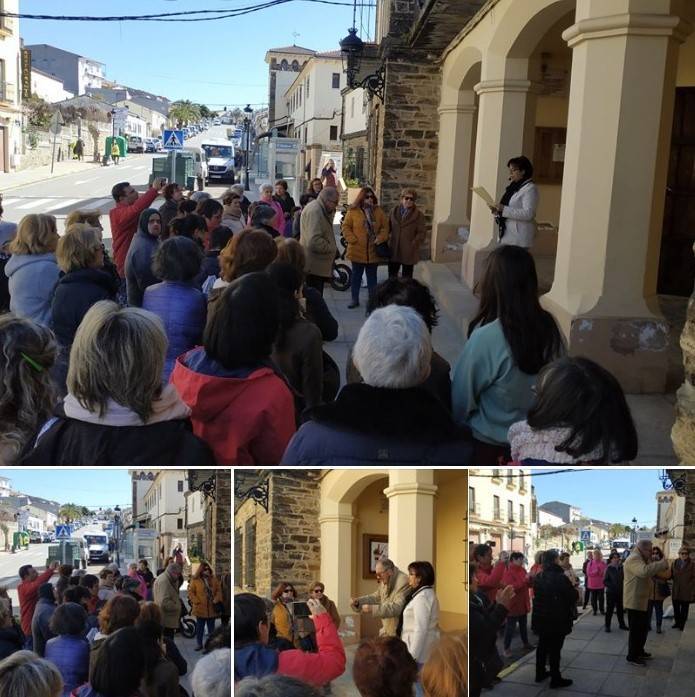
left=550, top=677, right=574, bottom=689
left=535, top=670, right=550, bottom=683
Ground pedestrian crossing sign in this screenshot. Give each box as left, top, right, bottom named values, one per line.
left=163, top=129, right=184, bottom=151
left=55, top=525, right=70, bottom=540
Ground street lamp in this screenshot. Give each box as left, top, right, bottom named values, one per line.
left=631, top=517, right=638, bottom=544
left=110, top=108, right=116, bottom=140
left=339, top=26, right=385, bottom=101
left=114, top=505, right=121, bottom=569
left=243, top=104, right=253, bottom=192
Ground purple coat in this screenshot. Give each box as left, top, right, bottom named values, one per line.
left=143, top=281, right=207, bottom=381
left=45, top=635, right=89, bottom=697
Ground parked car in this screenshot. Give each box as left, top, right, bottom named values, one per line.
left=128, top=136, right=145, bottom=153
left=144, top=138, right=158, bottom=153
left=202, top=140, right=235, bottom=183
left=42, top=532, right=53, bottom=543
left=29, top=531, right=43, bottom=544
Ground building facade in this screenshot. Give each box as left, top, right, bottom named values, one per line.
left=468, top=468, right=533, bottom=556
left=141, top=470, right=187, bottom=536
left=538, top=500, right=582, bottom=524
left=342, top=87, right=368, bottom=184
left=0, top=2, right=22, bottom=172
left=188, top=470, right=230, bottom=576
left=235, top=469, right=466, bottom=642
left=27, top=44, right=104, bottom=96
left=358, top=0, right=695, bottom=396
left=30, top=68, right=74, bottom=103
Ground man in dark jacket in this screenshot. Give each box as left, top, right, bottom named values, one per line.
left=31, top=582, right=57, bottom=657
left=470, top=562, right=515, bottom=697
left=124, top=207, right=161, bottom=307
left=582, top=551, right=592, bottom=609
left=532, top=550, right=577, bottom=689
left=604, top=552, right=628, bottom=632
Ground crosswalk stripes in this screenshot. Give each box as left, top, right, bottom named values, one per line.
left=16, top=197, right=54, bottom=210
left=44, top=198, right=81, bottom=211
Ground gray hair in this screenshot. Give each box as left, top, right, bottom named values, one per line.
left=236, top=674, right=322, bottom=697
left=190, top=191, right=211, bottom=203
left=0, top=650, right=63, bottom=697
left=191, top=648, right=231, bottom=697
left=353, top=305, right=431, bottom=388
left=259, top=183, right=273, bottom=195
left=167, top=562, right=182, bottom=575
left=230, top=184, right=245, bottom=196
left=376, top=557, right=395, bottom=572
left=67, top=301, right=167, bottom=423
left=637, top=539, right=652, bottom=552
left=318, top=186, right=339, bottom=203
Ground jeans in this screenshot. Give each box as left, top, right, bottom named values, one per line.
left=195, top=617, right=216, bottom=647
left=673, top=600, right=691, bottom=629
left=590, top=589, right=605, bottom=614
left=627, top=609, right=649, bottom=660
left=350, top=262, right=378, bottom=304
left=536, top=632, right=565, bottom=680
left=305, top=274, right=325, bottom=296
left=648, top=599, right=664, bottom=629
left=605, top=592, right=625, bottom=628
left=23, top=635, right=32, bottom=651
left=504, top=614, right=529, bottom=649
left=388, top=262, right=414, bottom=278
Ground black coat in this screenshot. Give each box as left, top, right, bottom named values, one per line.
left=604, top=565, right=624, bottom=598
left=51, top=268, right=119, bottom=347
left=470, top=595, right=507, bottom=697
left=20, top=413, right=216, bottom=466
left=0, top=623, right=23, bottom=660
left=304, top=285, right=338, bottom=341
left=532, top=564, right=577, bottom=636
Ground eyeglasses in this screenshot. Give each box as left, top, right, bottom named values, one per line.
left=403, top=196, right=414, bottom=201
left=680, top=552, right=689, bottom=556
left=312, top=589, right=323, bottom=594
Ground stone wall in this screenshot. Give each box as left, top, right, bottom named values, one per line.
left=234, top=492, right=273, bottom=594
left=269, top=471, right=322, bottom=596
left=375, top=50, right=441, bottom=258
left=212, top=470, right=231, bottom=577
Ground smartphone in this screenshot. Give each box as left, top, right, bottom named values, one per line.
left=160, top=177, right=168, bottom=186
left=291, top=601, right=310, bottom=618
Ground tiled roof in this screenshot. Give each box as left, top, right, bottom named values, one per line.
left=267, top=45, right=316, bottom=55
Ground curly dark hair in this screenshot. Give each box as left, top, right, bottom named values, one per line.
left=367, top=277, right=439, bottom=332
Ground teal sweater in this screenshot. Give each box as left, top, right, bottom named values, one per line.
left=452, top=319, right=536, bottom=445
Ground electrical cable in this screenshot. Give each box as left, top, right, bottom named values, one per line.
left=468, top=469, right=590, bottom=479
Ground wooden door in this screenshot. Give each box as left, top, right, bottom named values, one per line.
left=658, top=87, right=695, bottom=296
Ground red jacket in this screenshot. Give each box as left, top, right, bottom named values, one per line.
left=109, top=187, right=159, bottom=277
left=476, top=560, right=505, bottom=603
left=170, top=350, right=296, bottom=465
left=501, top=564, right=531, bottom=616
left=278, top=613, right=345, bottom=685
left=18, top=567, right=54, bottom=635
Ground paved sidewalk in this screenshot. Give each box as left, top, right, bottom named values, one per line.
left=493, top=605, right=693, bottom=697
left=0, top=158, right=102, bottom=192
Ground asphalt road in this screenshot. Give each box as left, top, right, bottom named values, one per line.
left=0, top=125, right=239, bottom=243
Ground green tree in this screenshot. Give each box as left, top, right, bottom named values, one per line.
left=59, top=503, right=83, bottom=523
left=169, top=100, right=201, bottom=128
left=197, top=104, right=212, bottom=119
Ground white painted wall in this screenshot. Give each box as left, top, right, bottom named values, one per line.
left=77, top=57, right=104, bottom=96
left=186, top=491, right=205, bottom=527
left=538, top=509, right=565, bottom=527
left=31, top=71, right=74, bottom=103
left=469, top=469, right=533, bottom=526
left=343, top=88, right=367, bottom=135
left=125, top=112, right=146, bottom=137
left=143, top=470, right=187, bottom=536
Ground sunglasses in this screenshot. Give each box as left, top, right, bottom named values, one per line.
left=312, top=589, right=323, bottom=594
left=403, top=196, right=414, bottom=201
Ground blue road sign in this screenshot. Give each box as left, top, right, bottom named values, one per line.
left=580, top=530, right=591, bottom=542
left=55, top=524, right=71, bottom=540
left=162, top=129, right=184, bottom=151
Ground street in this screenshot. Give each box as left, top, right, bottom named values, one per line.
left=0, top=124, right=237, bottom=243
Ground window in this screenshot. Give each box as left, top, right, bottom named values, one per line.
left=519, top=473, right=526, bottom=491
left=332, top=72, right=340, bottom=89
left=280, top=59, right=289, bottom=71
left=306, top=76, right=310, bottom=98
left=520, top=504, right=526, bottom=525
left=304, top=127, right=307, bottom=143
left=507, top=500, right=514, bottom=522
left=292, top=60, right=299, bottom=71
left=507, top=471, right=514, bottom=487
left=234, top=529, right=243, bottom=584
left=493, top=496, right=500, bottom=520
left=177, top=481, right=183, bottom=492
left=177, top=518, right=183, bottom=529
left=245, top=519, right=256, bottom=587
left=299, top=86, right=302, bottom=106
left=330, top=125, right=338, bottom=141
left=469, top=487, right=475, bottom=511
left=351, top=96, right=355, bottom=118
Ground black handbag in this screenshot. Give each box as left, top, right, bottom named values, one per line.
left=375, top=241, right=391, bottom=258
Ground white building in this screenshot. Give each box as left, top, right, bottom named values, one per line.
left=469, top=468, right=533, bottom=556
left=141, top=470, right=188, bottom=536
left=538, top=509, right=565, bottom=528
left=264, top=45, right=315, bottom=134
left=0, top=477, right=11, bottom=498
left=27, top=44, right=104, bottom=96
left=656, top=491, right=686, bottom=559
left=125, top=111, right=146, bottom=138
left=0, top=3, right=22, bottom=172
left=30, top=67, right=74, bottom=103
left=538, top=501, right=583, bottom=524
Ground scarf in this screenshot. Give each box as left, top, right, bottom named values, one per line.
left=63, top=383, right=191, bottom=427
left=497, top=177, right=530, bottom=239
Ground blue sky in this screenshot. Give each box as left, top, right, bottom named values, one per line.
left=531, top=468, right=665, bottom=528
left=0, top=469, right=132, bottom=508
left=20, top=1, right=371, bottom=108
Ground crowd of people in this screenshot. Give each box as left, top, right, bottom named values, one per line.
left=470, top=539, right=695, bottom=696
left=0, top=557, right=231, bottom=697
left=234, top=557, right=466, bottom=697
left=0, top=155, right=640, bottom=464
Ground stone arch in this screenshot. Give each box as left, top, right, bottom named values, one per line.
left=440, top=45, right=483, bottom=107
left=280, top=59, right=289, bottom=70
left=320, top=469, right=389, bottom=511
left=291, top=59, right=300, bottom=71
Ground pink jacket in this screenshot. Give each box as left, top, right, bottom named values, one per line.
left=475, top=560, right=506, bottom=603
left=501, top=564, right=531, bottom=616
left=260, top=198, right=285, bottom=234
left=277, top=613, right=345, bottom=685
left=128, top=570, right=148, bottom=600
left=586, top=559, right=607, bottom=590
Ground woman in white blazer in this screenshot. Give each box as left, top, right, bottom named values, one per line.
left=400, top=561, right=440, bottom=696
left=489, top=156, right=539, bottom=248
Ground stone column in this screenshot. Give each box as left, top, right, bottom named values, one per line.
left=384, top=470, right=438, bottom=569
left=542, top=3, right=692, bottom=393
left=431, top=99, right=477, bottom=262
left=461, top=78, right=532, bottom=288
left=318, top=502, right=355, bottom=616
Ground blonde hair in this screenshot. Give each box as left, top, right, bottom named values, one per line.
left=8, top=214, right=58, bottom=255
left=422, top=632, right=466, bottom=697
left=56, top=224, right=102, bottom=273
left=64, top=209, right=102, bottom=229
left=0, top=651, right=63, bottom=697
left=67, top=301, right=167, bottom=421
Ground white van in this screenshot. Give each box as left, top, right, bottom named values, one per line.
left=82, top=531, right=110, bottom=564
left=201, top=140, right=236, bottom=183
left=182, top=146, right=208, bottom=190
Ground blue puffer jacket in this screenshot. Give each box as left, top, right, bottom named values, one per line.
left=45, top=634, right=90, bottom=697
left=143, top=281, right=207, bottom=381
left=124, top=208, right=160, bottom=307
left=5, top=252, right=60, bottom=326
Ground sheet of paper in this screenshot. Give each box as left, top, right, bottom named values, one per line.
left=471, top=186, right=496, bottom=207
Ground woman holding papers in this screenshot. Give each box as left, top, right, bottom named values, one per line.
left=488, top=156, right=539, bottom=248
